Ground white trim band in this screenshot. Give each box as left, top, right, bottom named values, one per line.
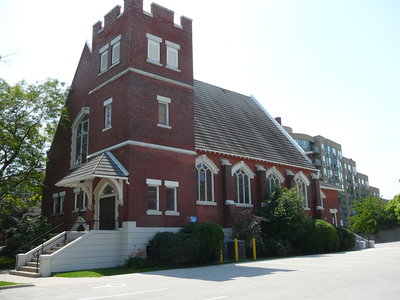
left=87, top=140, right=197, bottom=159
left=89, top=67, right=194, bottom=94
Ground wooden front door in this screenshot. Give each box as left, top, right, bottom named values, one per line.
left=99, top=196, right=115, bottom=230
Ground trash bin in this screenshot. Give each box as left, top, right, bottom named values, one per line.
left=223, top=240, right=246, bottom=260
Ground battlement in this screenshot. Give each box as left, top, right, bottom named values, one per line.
left=93, top=0, right=192, bottom=36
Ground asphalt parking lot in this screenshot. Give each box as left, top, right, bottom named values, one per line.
left=1, top=241, right=400, bottom=299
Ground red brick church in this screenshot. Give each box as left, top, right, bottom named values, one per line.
left=43, top=0, right=341, bottom=235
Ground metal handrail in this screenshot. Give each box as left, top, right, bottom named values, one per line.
left=13, top=223, right=65, bottom=255
left=15, top=219, right=117, bottom=273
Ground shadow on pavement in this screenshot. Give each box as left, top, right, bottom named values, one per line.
left=142, top=264, right=294, bottom=282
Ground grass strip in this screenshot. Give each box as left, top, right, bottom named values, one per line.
left=53, top=266, right=163, bottom=277
left=0, top=281, right=20, bottom=287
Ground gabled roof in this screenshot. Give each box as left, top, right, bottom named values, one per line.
left=56, top=152, right=128, bottom=187
left=193, top=80, right=315, bottom=170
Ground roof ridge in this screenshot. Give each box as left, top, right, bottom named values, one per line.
left=194, top=79, right=250, bottom=99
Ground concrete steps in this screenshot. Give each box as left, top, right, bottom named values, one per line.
left=9, top=269, right=41, bottom=278
left=10, top=242, right=68, bottom=277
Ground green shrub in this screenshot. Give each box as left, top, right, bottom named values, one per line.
left=0, top=257, right=15, bottom=269
left=336, top=228, right=356, bottom=251
left=258, top=238, right=291, bottom=257
left=191, top=222, right=225, bottom=263
left=148, top=232, right=200, bottom=266
left=304, top=219, right=339, bottom=254
left=125, top=255, right=155, bottom=269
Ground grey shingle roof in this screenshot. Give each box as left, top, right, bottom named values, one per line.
left=56, top=152, right=129, bottom=187
left=194, top=80, right=315, bottom=170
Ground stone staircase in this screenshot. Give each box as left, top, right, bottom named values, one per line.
left=9, top=242, right=68, bottom=278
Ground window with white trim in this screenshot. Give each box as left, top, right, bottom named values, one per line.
left=294, top=173, right=310, bottom=208
left=157, top=95, right=170, bottom=128
left=99, top=44, right=109, bottom=73
left=52, top=193, right=59, bottom=215
left=110, top=35, right=121, bottom=66
left=233, top=168, right=251, bottom=205
left=196, top=163, right=213, bottom=203
left=73, top=188, right=80, bottom=212
left=82, top=192, right=88, bottom=210
left=147, top=33, right=162, bottom=65
left=59, top=191, right=65, bottom=214
left=266, top=173, right=282, bottom=198
left=74, top=115, right=89, bottom=166
left=166, top=40, right=180, bottom=71
left=146, top=179, right=161, bottom=215
left=103, top=98, right=112, bottom=130
left=165, top=181, right=179, bottom=215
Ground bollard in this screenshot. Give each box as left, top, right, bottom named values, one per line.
left=220, top=248, right=223, bottom=264
left=234, top=238, right=239, bottom=262
left=252, top=238, right=256, bottom=260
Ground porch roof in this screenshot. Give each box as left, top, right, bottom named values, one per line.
left=56, top=152, right=129, bottom=187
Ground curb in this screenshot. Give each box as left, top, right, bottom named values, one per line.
left=0, top=283, right=35, bottom=290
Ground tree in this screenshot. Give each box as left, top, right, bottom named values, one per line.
left=256, top=187, right=311, bottom=256
left=349, top=196, right=387, bottom=235
left=0, top=78, right=68, bottom=226
left=385, top=193, right=400, bottom=225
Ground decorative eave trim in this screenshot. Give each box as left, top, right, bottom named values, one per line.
left=195, top=148, right=317, bottom=172
left=89, top=67, right=194, bottom=95
left=88, top=140, right=197, bottom=159
left=250, top=95, right=313, bottom=165
left=56, top=174, right=127, bottom=187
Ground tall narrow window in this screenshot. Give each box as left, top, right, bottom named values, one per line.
left=110, top=35, right=121, bottom=65
left=233, top=169, right=251, bottom=205
left=73, top=188, right=80, bottom=212
left=165, top=181, right=179, bottom=215
left=166, top=40, right=180, bottom=71
left=103, top=98, right=112, bottom=130
left=196, top=163, right=213, bottom=203
left=99, top=44, right=109, bottom=73
left=59, top=191, right=65, bottom=214
left=74, top=115, right=89, bottom=166
left=294, top=172, right=310, bottom=209
left=147, top=186, right=158, bottom=210
left=82, top=192, right=88, bottom=210
left=52, top=193, right=58, bottom=215
left=146, top=179, right=161, bottom=215
left=147, top=33, right=162, bottom=65
left=266, top=173, right=281, bottom=198
left=157, top=95, right=171, bottom=128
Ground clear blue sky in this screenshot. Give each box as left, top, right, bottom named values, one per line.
left=1, top=0, right=399, bottom=199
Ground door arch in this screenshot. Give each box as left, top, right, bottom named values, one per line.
left=98, top=184, right=117, bottom=230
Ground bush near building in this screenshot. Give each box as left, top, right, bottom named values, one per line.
left=137, top=222, right=224, bottom=268
left=233, top=187, right=355, bottom=257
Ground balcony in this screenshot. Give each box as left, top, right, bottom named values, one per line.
left=312, top=158, right=322, bottom=166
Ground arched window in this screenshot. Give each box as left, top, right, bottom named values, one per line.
left=233, top=168, right=251, bottom=205
left=195, top=155, right=219, bottom=204
left=267, top=173, right=281, bottom=197
left=294, top=172, right=310, bottom=208
left=265, top=167, right=285, bottom=199
left=100, top=184, right=116, bottom=197
left=196, top=163, right=213, bottom=202
left=71, top=108, right=90, bottom=167
left=232, top=162, right=254, bottom=206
